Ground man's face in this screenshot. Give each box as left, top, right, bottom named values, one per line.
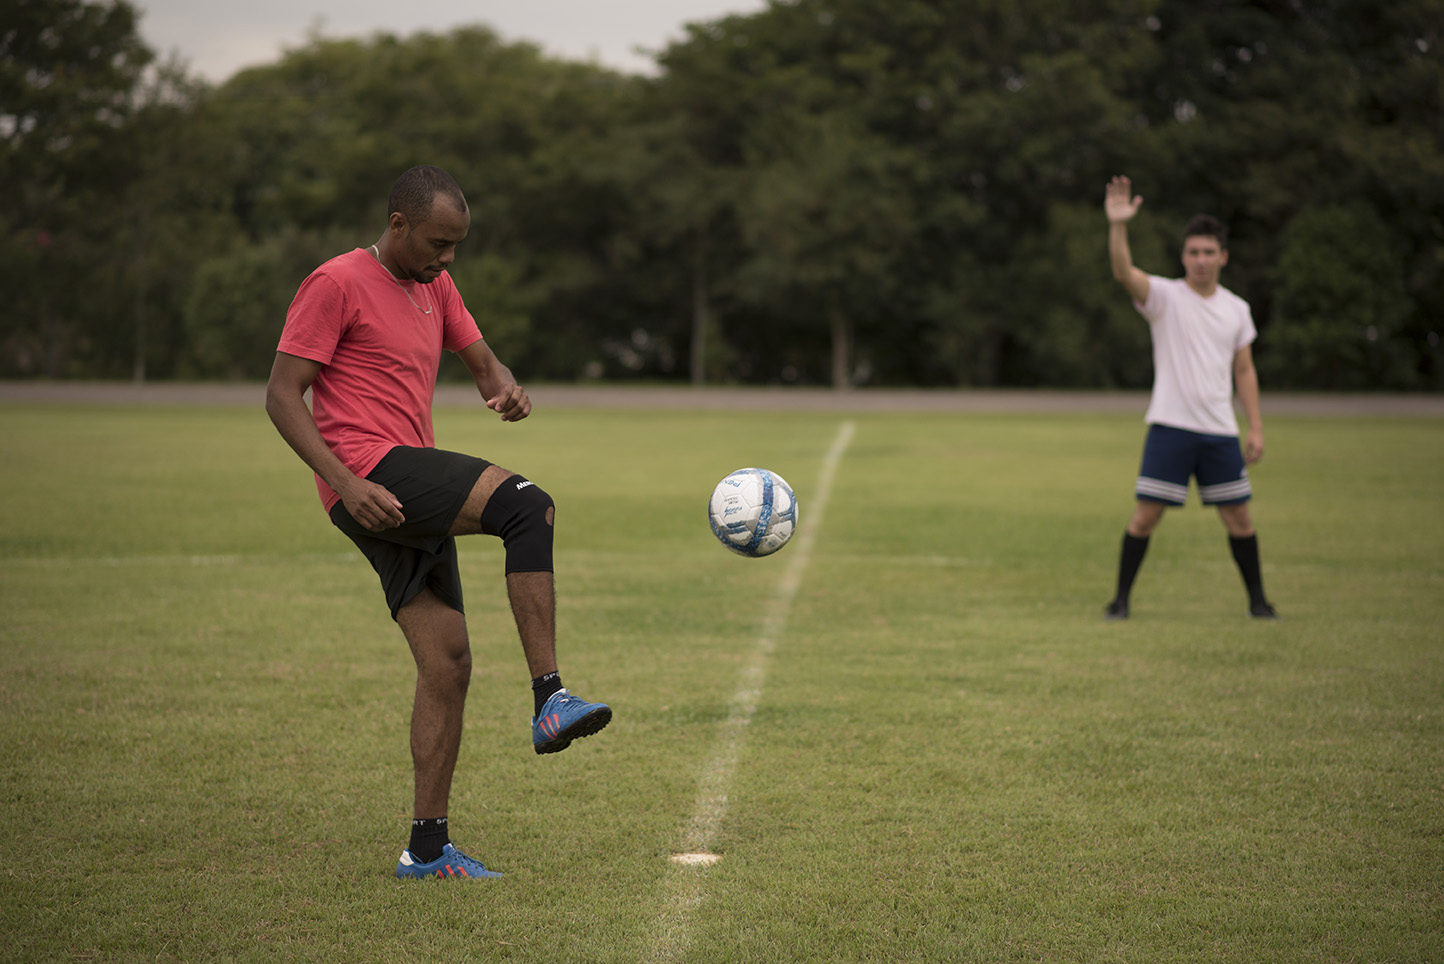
left=1180, top=234, right=1228, bottom=289
left=392, top=198, right=470, bottom=284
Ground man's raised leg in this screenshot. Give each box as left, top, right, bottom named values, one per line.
left=448, top=466, right=612, bottom=754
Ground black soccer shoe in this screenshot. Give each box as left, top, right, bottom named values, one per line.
left=1104, top=599, right=1130, bottom=620
left=1250, top=600, right=1280, bottom=619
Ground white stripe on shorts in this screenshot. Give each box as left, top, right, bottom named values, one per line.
left=1136, top=476, right=1189, bottom=503
left=1199, top=478, right=1252, bottom=503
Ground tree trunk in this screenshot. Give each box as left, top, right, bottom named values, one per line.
left=689, top=227, right=710, bottom=385
left=830, top=304, right=851, bottom=390
left=132, top=213, right=149, bottom=383
left=42, top=293, right=60, bottom=379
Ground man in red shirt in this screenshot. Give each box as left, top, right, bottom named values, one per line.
left=266, top=165, right=611, bottom=880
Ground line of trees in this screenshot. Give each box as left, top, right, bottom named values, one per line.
left=3, top=0, right=1441, bottom=389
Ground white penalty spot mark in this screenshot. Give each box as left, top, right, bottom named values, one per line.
left=669, top=852, right=722, bottom=867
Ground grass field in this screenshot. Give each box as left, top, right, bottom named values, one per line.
left=2, top=397, right=1441, bottom=963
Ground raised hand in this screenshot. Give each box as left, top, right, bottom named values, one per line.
left=1105, top=176, right=1144, bottom=224
left=486, top=382, right=532, bottom=422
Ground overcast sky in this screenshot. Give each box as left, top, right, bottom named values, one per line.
left=132, top=0, right=769, bottom=83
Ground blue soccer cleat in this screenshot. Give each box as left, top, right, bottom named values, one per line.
left=532, top=689, right=612, bottom=755
left=396, top=843, right=504, bottom=880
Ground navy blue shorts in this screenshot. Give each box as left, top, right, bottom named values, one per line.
left=329, top=447, right=492, bottom=620
left=1134, top=424, right=1251, bottom=506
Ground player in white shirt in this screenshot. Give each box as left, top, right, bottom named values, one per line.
left=1102, top=175, right=1278, bottom=619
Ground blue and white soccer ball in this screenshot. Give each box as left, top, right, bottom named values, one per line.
left=708, top=467, right=798, bottom=557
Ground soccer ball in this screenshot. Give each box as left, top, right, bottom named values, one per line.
left=708, top=467, right=798, bottom=557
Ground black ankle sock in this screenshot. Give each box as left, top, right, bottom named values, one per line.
left=409, top=816, right=450, bottom=863
left=1114, top=531, right=1150, bottom=603
left=1229, top=533, right=1267, bottom=605
left=532, top=672, right=563, bottom=717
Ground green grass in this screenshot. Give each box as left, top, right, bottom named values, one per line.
left=1, top=400, right=1441, bottom=963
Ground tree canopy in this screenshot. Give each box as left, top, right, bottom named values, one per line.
left=3, top=0, right=1440, bottom=389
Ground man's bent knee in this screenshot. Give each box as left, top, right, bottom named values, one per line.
left=448, top=464, right=514, bottom=537
left=480, top=475, right=555, bottom=573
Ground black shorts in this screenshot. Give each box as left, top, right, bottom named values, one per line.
left=329, top=447, right=492, bottom=620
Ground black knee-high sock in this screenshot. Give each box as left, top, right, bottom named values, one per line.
left=409, top=816, right=450, bottom=863
left=1114, top=532, right=1150, bottom=603
left=1229, top=534, right=1267, bottom=605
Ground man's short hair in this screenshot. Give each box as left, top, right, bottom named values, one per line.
left=388, top=165, right=467, bottom=226
left=1182, top=214, right=1228, bottom=249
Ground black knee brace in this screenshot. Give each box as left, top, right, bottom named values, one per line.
left=480, top=475, right=555, bottom=573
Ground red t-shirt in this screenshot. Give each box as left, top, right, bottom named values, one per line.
left=277, top=248, right=484, bottom=512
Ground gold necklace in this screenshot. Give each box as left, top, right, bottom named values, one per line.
left=370, top=244, right=433, bottom=315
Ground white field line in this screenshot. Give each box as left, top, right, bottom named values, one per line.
left=648, top=420, right=855, bottom=963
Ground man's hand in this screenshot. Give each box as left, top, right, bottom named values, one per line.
left=337, top=477, right=406, bottom=531
left=1105, top=176, right=1150, bottom=302
left=486, top=383, right=532, bottom=422
left=1105, top=175, right=1143, bottom=224
left=457, top=338, right=532, bottom=422
left=268, top=351, right=406, bottom=529
left=1243, top=427, right=1265, bottom=465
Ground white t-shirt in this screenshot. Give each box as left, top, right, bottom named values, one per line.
left=1136, top=276, right=1257, bottom=437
